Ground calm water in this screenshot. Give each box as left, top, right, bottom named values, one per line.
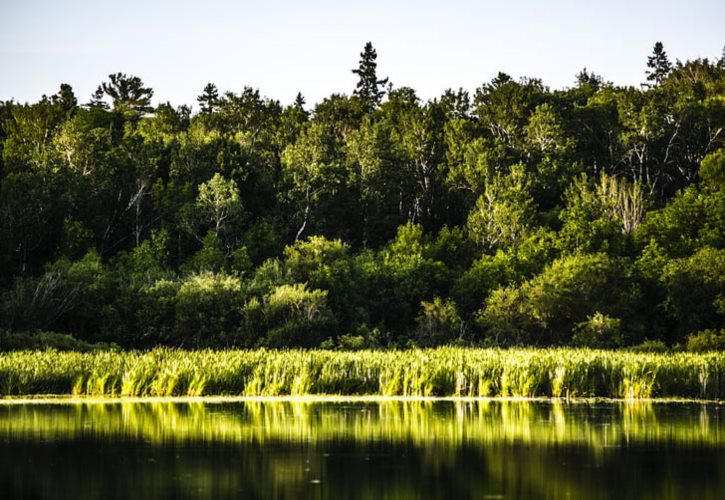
left=0, top=400, right=722, bottom=499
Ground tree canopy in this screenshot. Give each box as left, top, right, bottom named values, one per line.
left=0, top=42, right=723, bottom=351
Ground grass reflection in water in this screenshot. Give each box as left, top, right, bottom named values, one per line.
left=0, top=400, right=722, bottom=500
left=0, top=399, right=722, bottom=447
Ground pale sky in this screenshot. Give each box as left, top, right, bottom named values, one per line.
left=1, top=0, right=723, bottom=109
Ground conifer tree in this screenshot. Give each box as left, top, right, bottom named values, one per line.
left=87, top=85, right=109, bottom=109
left=294, top=92, right=307, bottom=113
left=575, top=68, right=603, bottom=90
left=101, top=73, right=154, bottom=117
left=645, top=42, right=673, bottom=87
left=352, top=42, right=389, bottom=111
left=197, top=83, right=220, bottom=114
left=53, top=83, right=77, bottom=114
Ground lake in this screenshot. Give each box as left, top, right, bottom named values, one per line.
left=0, top=399, right=722, bottom=499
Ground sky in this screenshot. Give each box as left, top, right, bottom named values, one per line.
left=1, top=0, right=723, bottom=109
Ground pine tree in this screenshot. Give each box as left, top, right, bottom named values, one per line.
left=87, top=85, right=109, bottom=109
left=53, top=83, right=77, bottom=114
left=645, top=42, right=673, bottom=87
left=101, top=73, right=154, bottom=117
left=294, top=92, right=306, bottom=112
left=292, top=92, right=310, bottom=120
left=575, top=68, right=603, bottom=90
left=197, top=83, right=220, bottom=114
left=352, top=42, right=389, bottom=111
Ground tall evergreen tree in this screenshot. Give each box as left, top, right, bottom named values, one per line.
left=293, top=92, right=307, bottom=114
left=352, top=42, right=389, bottom=111
left=53, top=84, right=77, bottom=114
left=87, top=85, right=109, bottom=109
left=101, top=73, right=154, bottom=117
left=645, top=42, right=673, bottom=87
left=575, top=68, right=604, bottom=90
left=197, top=83, right=220, bottom=114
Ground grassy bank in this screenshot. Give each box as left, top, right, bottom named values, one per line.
left=0, top=347, right=722, bottom=399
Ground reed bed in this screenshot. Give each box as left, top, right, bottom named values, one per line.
left=0, top=347, right=722, bottom=399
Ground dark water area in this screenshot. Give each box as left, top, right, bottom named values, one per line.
left=0, top=400, right=722, bottom=499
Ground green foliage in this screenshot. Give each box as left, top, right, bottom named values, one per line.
left=466, top=164, right=536, bottom=251
left=196, top=172, right=242, bottom=235
left=99, top=73, right=154, bottom=118
left=52, top=250, right=114, bottom=340
left=281, top=236, right=364, bottom=329
left=645, top=42, right=673, bottom=87
left=557, top=173, right=645, bottom=254
left=686, top=330, right=725, bottom=352
left=182, top=231, right=227, bottom=274
left=0, top=48, right=723, bottom=349
left=628, top=339, right=669, bottom=353
left=635, top=186, right=724, bottom=258
left=0, top=331, right=114, bottom=352
left=699, top=149, right=725, bottom=190
left=280, top=121, right=350, bottom=239
left=415, top=297, right=465, bottom=346
left=59, top=218, right=94, bottom=260
left=352, top=42, right=389, bottom=111
left=453, top=253, right=520, bottom=322
left=136, top=271, right=247, bottom=348
left=257, top=283, right=335, bottom=348
left=173, top=272, right=245, bottom=347
left=242, top=218, right=286, bottom=265
left=116, top=230, right=171, bottom=286
left=660, top=246, right=725, bottom=339
left=1, top=271, right=77, bottom=332
left=477, top=253, right=641, bottom=346
left=366, top=223, right=450, bottom=336
left=571, top=312, right=623, bottom=348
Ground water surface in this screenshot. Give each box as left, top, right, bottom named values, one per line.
left=0, top=400, right=722, bottom=499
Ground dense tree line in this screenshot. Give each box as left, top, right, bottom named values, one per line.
left=0, top=42, right=723, bottom=350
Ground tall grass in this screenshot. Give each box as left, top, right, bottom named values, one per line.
left=0, top=347, right=722, bottom=399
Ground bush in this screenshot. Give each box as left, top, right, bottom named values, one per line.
left=172, top=272, right=245, bottom=347
left=686, top=329, right=725, bottom=352
left=628, top=340, right=669, bottom=353
left=416, top=297, right=465, bottom=346
left=0, top=272, right=76, bottom=332
left=477, top=253, right=641, bottom=346
left=0, top=330, right=116, bottom=352
left=661, top=247, right=725, bottom=339
left=260, top=283, right=336, bottom=348
left=571, top=312, right=623, bottom=348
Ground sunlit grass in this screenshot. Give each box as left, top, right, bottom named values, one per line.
left=0, top=347, right=722, bottom=399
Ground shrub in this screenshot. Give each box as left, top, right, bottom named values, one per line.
left=416, top=297, right=465, bottom=346
left=174, top=272, right=245, bottom=347
left=0, top=330, right=115, bottom=352
left=477, top=253, right=641, bottom=346
left=261, top=283, right=335, bottom=347
left=572, top=312, right=623, bottom=348
left=686, top=329, right=725, bottom=352
left=628, top=340, right=669, bottom=353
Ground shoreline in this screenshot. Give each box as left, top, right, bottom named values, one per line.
left=1, top=395, right=722, bottom=405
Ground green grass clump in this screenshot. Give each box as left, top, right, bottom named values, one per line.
left=0, top=347, right=722, bottom=399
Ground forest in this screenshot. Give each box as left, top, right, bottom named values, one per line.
left=0, top=42, right=723, bottom=352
